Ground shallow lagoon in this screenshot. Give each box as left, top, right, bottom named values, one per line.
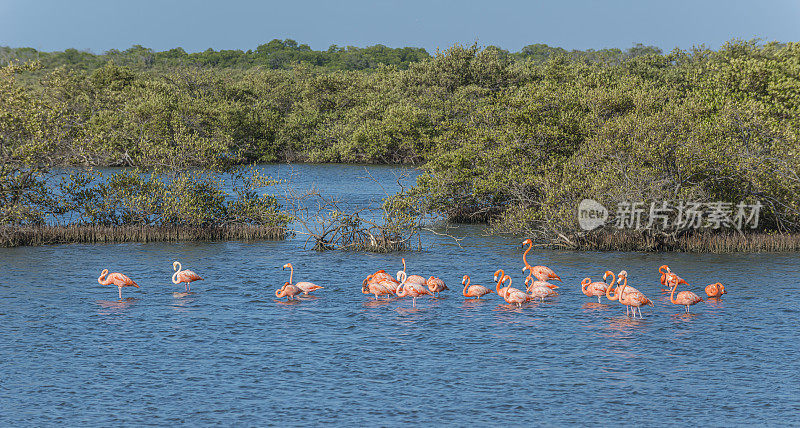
left=1, top=165, right=798, bottom=426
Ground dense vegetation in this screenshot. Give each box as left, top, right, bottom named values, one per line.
left=0, top=39, right=660, bottom=71
left=3, top=39, right=800, bottom=246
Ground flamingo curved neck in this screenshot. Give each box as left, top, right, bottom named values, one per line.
left=462, top=276, right=470, bottom=296
left=98, top=269, right=111, bottom=285
left=617, top=277, right=628, bottom=300
left=669, top=283, right=679, bottom=304
left=604, top=272, right=617, bottom=300
left=287, top=264, right=294, bottom=285
left=496, top=275, right=504, bottom=294
left=523, top=242, right=533, bottom=269
left=581, top=278, right=590, bottom=293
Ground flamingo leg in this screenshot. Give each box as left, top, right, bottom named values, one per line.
left=597, top=296, right=601, bottom=304
left=118, top=287, right=122, bottom=299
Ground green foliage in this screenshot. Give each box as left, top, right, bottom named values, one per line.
left=3, top=40, right=800, bottom=237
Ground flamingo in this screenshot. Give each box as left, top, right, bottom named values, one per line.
left=98, top=269, right=139, bottom=299
left=426, top=276, right=448, bottom=297
left=525, top=277, right=558, bottom=302
left=525, top=278, right=559, bottom=292
left=462, top=275, right=493, bottom=299
left=669, top=281, right=704, bottom=313
left=705, top=282, right=726, bottom=298
left=522, top=239, right=561, bottom=283
left=395, top=271, right=433, bottom=307
left=401, top=258, right=427, bottom=287
left=283, top=263, right=323, bottom=295
left=172, top=261, right=203, bottom=292
left=275, top=282, right=302, bottom=301
left=605, top=270, right=653, bottom=318
left=581, top=276, right=611, bottom=303
left=497, top=275, right=530, bottom=307
left=362, top=270, right=398, bottom=300
left=659, top=265, right=688, bottom=291
left=494, top=269, right=512, bottom=297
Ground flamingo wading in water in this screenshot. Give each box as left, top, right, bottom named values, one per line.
left=669, top=281, right=704, bottom=313
left=522, top=239, right=561, bottom=283
left=283, top=263, right=323, bottom=295
left=172, top=261, right=203, bottom=292
left=605, top=270, right=653, bottom=318
left=462, top=275, right=493, bottom=299
left=362, top=270, right=399, bottom=300
left=497, top=275, right=530, bottom=307
left=705, top=282, right=726, bottom=298
left=659, top=265, right=688, bottom=292
left=98, top=269, right=139, bottom=299
left=276, top=282, right=302, bottom=301
left=581, top=276, right=611, bottom=303
left=525, top=277, right=558, bottom=302
left=396, top=271, right=433, bottom=307
left=426, top=276, right=448, bottom=297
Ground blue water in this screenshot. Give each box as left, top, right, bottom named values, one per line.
left=1, top=165, right=799, bottom=426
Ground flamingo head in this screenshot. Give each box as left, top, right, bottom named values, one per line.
left=493, top=269, right=504, bottom=282
left=396, top=271, right=407, bottom=284
left=172, top=261, right=180, bottom=271
left=522, top=238, right=532, bottom=246
left=282, top=263, right=292, bottom=270
left=602, top=270, right=614, bottom=281
left=720, top=283, right=726, bottom=294
left=461, top=275, right=469, bottom=285
left=581, top=278, right=591, bottom=287
left=616, top=270, right=628, bottom=284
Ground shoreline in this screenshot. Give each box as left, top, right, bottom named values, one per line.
left=0, top=225, right=286, bottom=247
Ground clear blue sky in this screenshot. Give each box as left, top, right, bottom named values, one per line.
left=1, top=0, right=798, bottom=53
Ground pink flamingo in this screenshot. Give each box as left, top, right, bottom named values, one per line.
left=283, top=263, right=323, bottom=295
left=462, top=275, right=493, bottom=299
left=705, top=282, right=726, bottom=298
left=401, top=258, right=427, bottom=287
left=669, top=281, right=704, bottom=313
left=494, top=269, right=512, bottom=297
left=606, top=270, right=653, bottom=318
left=362, top=270, right=398, bottom=300
left=172, top=261, right=203, bottom=292
left=580, top=276, right=611, bottom=303
left=659, top=265, right=688, bottom=292
left=497, top=275, right=530, bottom=307
left=525, top=277, right=559, bottom=302
left=525, top=278, right=559, bottom=292
left=522, top=239, right=561, bottom=283
left=98, top=269, right=140, bottom=299
left=275, top=282, right=302, bottom=301
left=426, top=276, right=448, bottom=297
left=395, top=271, right=433, bottom=307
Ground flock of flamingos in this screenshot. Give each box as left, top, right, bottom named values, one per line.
left=97, top=239, right=727, bottom=317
